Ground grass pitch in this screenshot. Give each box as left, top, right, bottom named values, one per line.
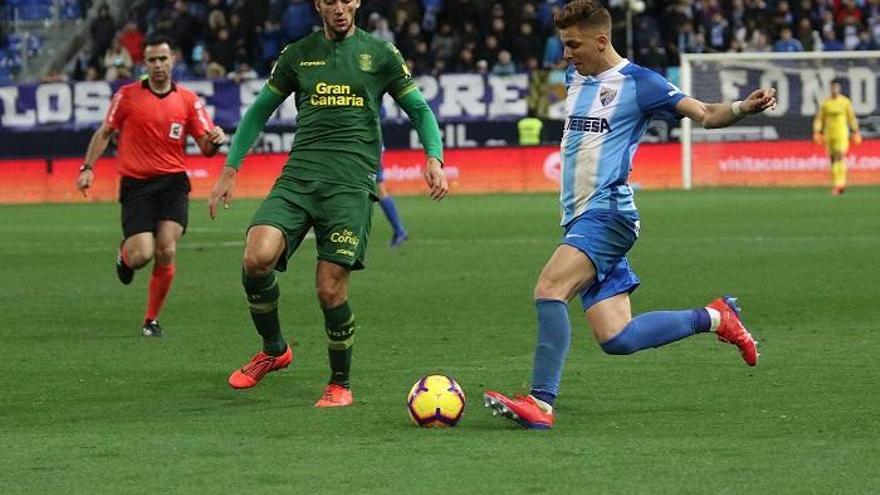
left=1, top=188, right=878, bottom=494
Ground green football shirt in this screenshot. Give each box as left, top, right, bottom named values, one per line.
left=267, top=29, right=417, bottom=192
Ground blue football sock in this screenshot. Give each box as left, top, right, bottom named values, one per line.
left=379, top=196, right=405, bottom=235
left=529, top=299, right=571, bottom=407
left=600, top=309, right=711, bottom=355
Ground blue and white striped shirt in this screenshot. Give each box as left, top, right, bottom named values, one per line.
left=559, top=60, right=685, bottom=225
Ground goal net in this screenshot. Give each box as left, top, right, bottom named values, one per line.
left=679, top=51, right=880, bottom=189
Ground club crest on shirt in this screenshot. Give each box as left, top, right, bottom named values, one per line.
left=168, top=122, right=183, bottom=140
left=599, top=86, right=617, bottom=106
left=358, top=53, right=372, bottom=72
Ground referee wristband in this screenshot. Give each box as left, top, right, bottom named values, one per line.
left=731, top=100, right=744, bottom=117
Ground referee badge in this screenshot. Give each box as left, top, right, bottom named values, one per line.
left=358, top=53, right=372, bottom=72
left=168, top=122, right=184, bottom=140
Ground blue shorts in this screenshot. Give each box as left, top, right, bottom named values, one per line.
left=561, top=209, right=641, bottom=311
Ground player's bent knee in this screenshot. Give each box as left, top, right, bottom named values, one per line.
left=534, top=278, right=568, bottom=301
left=242, top=251, right=276, bottom=276
left=316, top=284, right=346, bottom=308
left=154, top=245, right=176, bottom=265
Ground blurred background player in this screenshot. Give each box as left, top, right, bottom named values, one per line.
left=813, top=80, right=862, bottom=196
left=377, top=145, right=408, bottom=247
left=76, top=35, right=226, bottom=337
left=209, top=0, right=447, bottom=407
left=484, top=0, right=775, bottom=429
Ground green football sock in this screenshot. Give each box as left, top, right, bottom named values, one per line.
left=323, top=301, right=355, bottom=388
left=242, top=270, right=286, bottom=356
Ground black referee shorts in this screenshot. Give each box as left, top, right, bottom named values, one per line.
left=119, top=172, right=191, bottom=238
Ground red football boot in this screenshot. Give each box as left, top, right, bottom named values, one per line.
left=708, top=296, right=759, bottom=366
left=228, top=346, right=292, bottom=389
left=483, top=391, right=554, bottom=429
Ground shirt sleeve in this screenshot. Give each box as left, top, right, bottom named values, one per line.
left=266, top=44, right=298, bottom=97
left=381, top=42, right=417, bottom=99
left=634, top=69, right=686, bottom=121
left=186, top=93, right=214, bottom=139
left=104, top=86, right=129, bottom=131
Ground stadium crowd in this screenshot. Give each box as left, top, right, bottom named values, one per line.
left=57, top=0, right=880, bottom=82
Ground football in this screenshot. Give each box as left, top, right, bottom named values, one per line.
left=406, top=374, right=466, bottom=427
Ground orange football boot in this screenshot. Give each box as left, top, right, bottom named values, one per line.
left=315, top=383, right=354, bottom=408
left=228, top=346, right=292, bottom=389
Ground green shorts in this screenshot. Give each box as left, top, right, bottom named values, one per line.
left=250, top=178, right=374, bottom=271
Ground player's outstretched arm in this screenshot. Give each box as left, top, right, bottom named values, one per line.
left=676, top=88, right=777, bottom=129
left=77, top=123, right=116, bottom=197
left=209, top=85, right=285, bottom=219
left=395, top=89, right=448, bottom=200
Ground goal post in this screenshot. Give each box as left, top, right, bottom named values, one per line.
left=679, top=50, right=880, bottom=189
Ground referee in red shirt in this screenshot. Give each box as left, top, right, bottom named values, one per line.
left=77, top=35, right=226, bottom=337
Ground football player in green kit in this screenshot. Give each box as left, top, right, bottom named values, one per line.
left=208, top=0, right=447, bottom=407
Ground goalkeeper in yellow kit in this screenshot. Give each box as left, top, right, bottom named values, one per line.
left=813, top=80, right=861, bottom=195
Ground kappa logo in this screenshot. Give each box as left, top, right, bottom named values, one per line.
left=599, top=86, right=617, bottom=106
left=168, top=122, right=183, bottom=140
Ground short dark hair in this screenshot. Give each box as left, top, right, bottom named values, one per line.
left=141, top=34, right=174, bottom=52
left=554, top=0, right=611, bottom=31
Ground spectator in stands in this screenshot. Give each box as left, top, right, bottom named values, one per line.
left=841, top=15, right=862, bottom=50
left=638, top=38, right=667, bottom=73
left=773, top=26, right=804, bottom=51
left=208, top=9, right=228, bottom=35
left=171, top=0, right=199, bottom=64
left=228, top=58, right=258, bottom=83
left=511, top=22, right=544, bottom=67
left=281, top=0, right=317, bottom=42
left=771, top=0, right=795, bottom=32
left=411, top=40, right=434, bottom=75
left=72, top=44, right=100, bottom=81
left=91, top=4, right=116, bottom=60
left=543, top=34, right=564, bottom=69
left=209, top=28, right=236, bottom=71
left=796, top=17, right=817, bottom=51
left=431, top=23, right=458, bottom=67
left=488, top=17, right=510, bottom=50
left=454, top=47, right=477, bottom=72
left=706, top=12, right=730, bottom=52
left=371, top=15, right=395, bottom=43
left=119, top=21, right=145, bottom=65
left=479, top=34, right=501, bottom=67
left=491, top=50, right=516, bottom=76
left=746, top=28, right=772, bottom=51
left=835, top=0, right=862, bottom=25
left=171, top=47, right=191, bottom=79
left=822, top=28, right=845, bottom=51
left=257, top=19, right=284, bottom=74
left=855, top=29, right=878, bottom=50
left=398, top=21, right=422, bottom=60
left=103, top=36, right=133, bottom=81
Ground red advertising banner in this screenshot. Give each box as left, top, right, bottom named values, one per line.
left=1, top=140, right=877, bottom=204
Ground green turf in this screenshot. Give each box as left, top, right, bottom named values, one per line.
left=1, top=188, right=878, bottom=494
